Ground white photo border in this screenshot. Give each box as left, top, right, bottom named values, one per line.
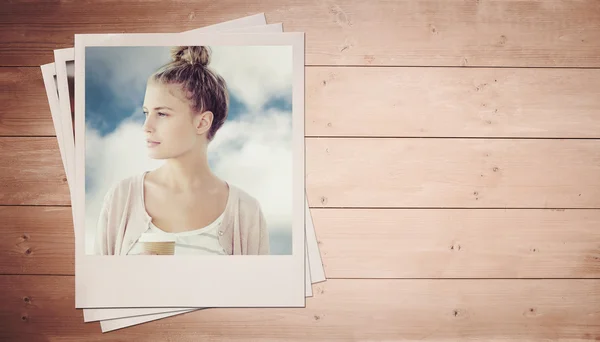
left=74, top=32, right=306, bottom=308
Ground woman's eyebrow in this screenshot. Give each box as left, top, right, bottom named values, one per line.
left=142, top=106, right=174, bottom=111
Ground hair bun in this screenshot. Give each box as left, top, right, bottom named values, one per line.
left=170, top=46, right=211, bottom=67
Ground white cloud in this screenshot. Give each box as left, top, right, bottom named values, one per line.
left=84, top=45, right=294, bottom=254
left=86, top=47, right=170, bottom=106
left=85, top=109, right=292, bottom=254
left=87, top=45, right=293, bottom=113
left=209, top=45, right=293, bottom=112
left=84, top=113, right=165, bottom=253
left=209, top=108, right=292, bottom=230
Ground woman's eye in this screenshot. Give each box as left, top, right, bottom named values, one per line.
left=158, top=112, right=167, bottom=117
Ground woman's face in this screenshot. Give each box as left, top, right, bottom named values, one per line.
left=141, top=80, right=208, bottom=159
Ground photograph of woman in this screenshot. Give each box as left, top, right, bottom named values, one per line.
left=89, top=44, right=292, bottom=256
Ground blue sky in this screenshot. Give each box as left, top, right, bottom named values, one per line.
left=85, top=47, right=256, bottom=136
left=84, top=45, right=293, bottom=255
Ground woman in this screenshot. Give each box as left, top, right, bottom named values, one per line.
left=93, top=46, right=269, bottom=256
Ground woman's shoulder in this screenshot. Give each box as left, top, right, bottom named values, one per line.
left=229, top=184, right=263, bottom=216
left=101, top=172, right=145, bottom=205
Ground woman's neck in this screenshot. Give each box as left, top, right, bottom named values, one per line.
left=156, top=144, right=219, bottom=192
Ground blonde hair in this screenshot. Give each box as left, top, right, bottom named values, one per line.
left=150, top=46, right=229, bottom=141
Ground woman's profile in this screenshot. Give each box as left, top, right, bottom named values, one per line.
left=93, top=45, right=270, bottom=256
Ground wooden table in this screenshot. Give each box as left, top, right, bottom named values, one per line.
left=1, top=1, right=599, bottom=340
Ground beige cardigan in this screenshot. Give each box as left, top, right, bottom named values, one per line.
left=93, top=171, right=270, bottom=255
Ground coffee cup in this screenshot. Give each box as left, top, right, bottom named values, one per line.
left=137, top=233, right=177, bottom=255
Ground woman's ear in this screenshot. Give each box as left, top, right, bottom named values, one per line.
left=194, top=111, right=214, bottom=135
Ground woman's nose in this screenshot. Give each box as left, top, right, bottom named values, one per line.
left=142, top=116, right=153, bottom=132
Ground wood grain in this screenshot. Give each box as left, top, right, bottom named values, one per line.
left=306, top=67, right=600, bottom=138
left=0, top=207, right=74, bottom=275
left=1, top=1, right=599, bottom=340
left=5, top=66, right=600, bottom=138
left=1, top=276, right=599, bottom=341
left=306, top=138, right=600, bottom=208
left=0, top=138, right=70, bottom=205
left=312, top=208, right=600, bottom=278
left=1, top=0, right=599, bottom=67
left=3, top=137, right=600, bottom=208
left=0, top=68, right=54, bottom=136
left=1, top=206, right=599, bottom=279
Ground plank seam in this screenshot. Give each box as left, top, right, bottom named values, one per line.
left=2, top=205, right=600, bottom=210
left=305, top=136, right=600, bottom=140
left=0, top=274, right=599, bottom=280
left=4, top=65, right=600, bottom=70
left=5, top=136, right=600, bottom=140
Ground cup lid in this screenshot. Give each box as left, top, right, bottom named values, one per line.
left=138, top=232, right=177, bottom=243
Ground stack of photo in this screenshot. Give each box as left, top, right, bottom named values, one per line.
left=39, top=13, right=326, bottom=333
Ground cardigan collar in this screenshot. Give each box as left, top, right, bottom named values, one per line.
left=122, top=170, right=237, bottom=255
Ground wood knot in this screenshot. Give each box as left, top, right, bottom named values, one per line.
left=21, top=314, right=28, bottom=321
left=21, top=234, right=29, bottom=241
left=314, top=314, right=321, bottom=320
left=62, top=177, right=68, bottom=182
left=450, top=245, right=462, bottom=251
left=499, top=35, right=508, bottom=46
left=450, top=244, right=461, bottom=251
left=524, top=307, right=538, bottom=317
left=320, top=196, right=328, bottom=205
left=24, top=248, right=32, bottom=255
left=364, top=55, right=375, bottom=64
left=23, top=296, right=31, bottom=303
left=493, top=167, right=499, bottom=172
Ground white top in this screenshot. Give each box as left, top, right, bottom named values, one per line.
left=128, top=211, right=228, bottom=255
left=95, top=170, right=270, bottom=256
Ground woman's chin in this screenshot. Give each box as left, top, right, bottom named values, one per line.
left=146, top=151, right=164, bottom=159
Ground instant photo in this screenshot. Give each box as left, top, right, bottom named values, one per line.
left=74, top=32, right=305, bottom=308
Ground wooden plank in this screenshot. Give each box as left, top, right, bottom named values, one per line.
left=306, top=138, right=600, bottom=208
left=0, top=207, right=73, bottom=275
left=1, top=0, right=600, bottom=67
left=0, top=276, right=598, bottom=341
left=0, top=68, right=54, bottom=136
left=1, top=206, right=599, bottom=279
left=3, top=137, right=600, bottom=208
left=0, top=137, right=70, bottom=205
left=306, top=67, right=600, bottom=138
left=312, top=208, right=600, bottom=278
left=6, top=66, right=600, bottom=138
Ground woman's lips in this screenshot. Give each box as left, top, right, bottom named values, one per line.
left=146, top=140, right=160, bottom=148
